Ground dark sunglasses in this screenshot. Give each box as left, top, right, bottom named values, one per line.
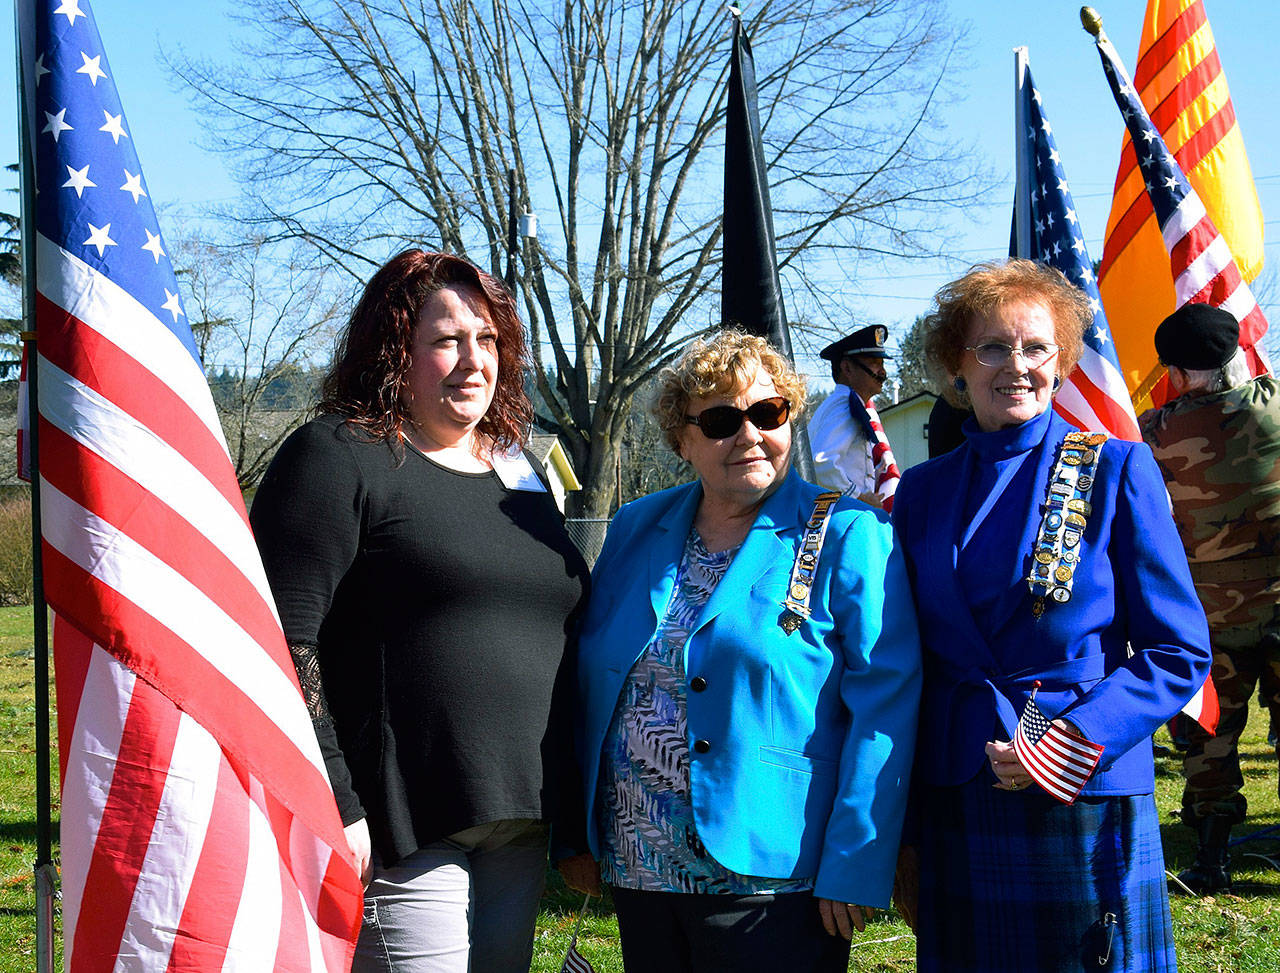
left=684, top=396, right=791, bottom=439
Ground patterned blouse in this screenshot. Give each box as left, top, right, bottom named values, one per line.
left=597, top=529, right=813, bottom=894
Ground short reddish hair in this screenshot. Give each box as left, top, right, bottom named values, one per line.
left=923, top=259, right=1089, bottom=407
left=318, top=250, right=532, bottom=453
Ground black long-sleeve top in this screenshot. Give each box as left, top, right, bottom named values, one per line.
left=250, top=414, right=590, bottom=865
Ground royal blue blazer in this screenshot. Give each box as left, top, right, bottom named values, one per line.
left=893, top=410, right=1212, bottom=796
left=575, top=470, right=922, bottom=907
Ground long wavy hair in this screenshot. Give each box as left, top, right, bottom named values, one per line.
left=318, top=250, right=532, bottom=453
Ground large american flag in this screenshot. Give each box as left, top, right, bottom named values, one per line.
left=1013, top=58, right=1141, bottom=441
left=1091, top=24, right=1271, bottom=390
left=19, top=1, right=362, bottom=967
left=1013, top=693, right=1105, bottom=805
left=1097, top=0, right=1265, bottom=414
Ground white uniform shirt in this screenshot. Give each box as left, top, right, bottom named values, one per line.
left=808, top=385, right=876, bottom=496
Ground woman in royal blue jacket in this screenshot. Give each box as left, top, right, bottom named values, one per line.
left=573, top=330, right=921, bottom=972
left=892, top=260, right=1213, bottom=972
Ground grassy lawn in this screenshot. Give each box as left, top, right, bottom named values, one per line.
left=0, top=604, right=1274, bottom=970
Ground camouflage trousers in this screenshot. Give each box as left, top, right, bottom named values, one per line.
left=1181, top=631, right=1280, bottom=825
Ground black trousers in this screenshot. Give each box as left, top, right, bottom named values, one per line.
left=610, top=887, right=851, bottom=973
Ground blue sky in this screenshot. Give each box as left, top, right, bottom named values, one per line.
left=5, top=1, right=1278, bottom=384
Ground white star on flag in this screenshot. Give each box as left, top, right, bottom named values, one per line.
left=141, top=229, right=165, bottom=263
left=83, top=221, right=116, bottom=256
left=120, top=169, right=146, bottom=203
left=161, top=288, right=184, bottom=322
left=63, top=163, right=95, bottom=196
left=34, top=53, right=50, bottom=83
left=53, top=0, right=85, bottom=24
left=42, top=107, right=73, bottom=141
left=99, top=110, right=127, bottom=143
left=76, top=51, right=106, bottom=85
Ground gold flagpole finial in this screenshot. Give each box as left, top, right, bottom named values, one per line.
left=1080, top=7, right=1104, bottom=38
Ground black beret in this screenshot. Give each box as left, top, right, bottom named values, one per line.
left=819, top=324, right=890, bottom=361
left=1154, top=303, right=1240, bottom=370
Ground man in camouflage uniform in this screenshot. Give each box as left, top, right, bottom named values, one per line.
left=1140, top=303, right=1280, bottom=894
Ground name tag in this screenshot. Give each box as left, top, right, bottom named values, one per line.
left=491, top=448, right=547, bottom=492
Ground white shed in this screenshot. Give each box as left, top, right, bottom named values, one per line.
left=878, top=392, right=937, bottom=473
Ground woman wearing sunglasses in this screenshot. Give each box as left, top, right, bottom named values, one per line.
left=891, top=260, right=1212, bottom=972
left=571, top=329, right=921, bottom=971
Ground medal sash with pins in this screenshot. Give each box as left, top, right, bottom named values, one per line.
left=1026, top=432, right=1106, bottom=618
left=779, top=491, right=843, bottom=635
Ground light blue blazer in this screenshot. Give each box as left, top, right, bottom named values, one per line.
left=575, top=470, right=922, bottom=907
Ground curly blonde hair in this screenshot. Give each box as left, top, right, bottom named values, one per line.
left=923, top=259, right=1090, bottom=407
left=652, top=330, right=807, bottom=453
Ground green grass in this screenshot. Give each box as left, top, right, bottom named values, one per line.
left=0, top=603, right=1273, bottom=971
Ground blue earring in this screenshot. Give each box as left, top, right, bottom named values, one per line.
left=953, top=376, right=967, bottom=392
left=1052, top=376, right=1061, bottom=391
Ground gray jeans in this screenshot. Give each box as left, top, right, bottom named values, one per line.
left=352, top=819, right=549, bottom=973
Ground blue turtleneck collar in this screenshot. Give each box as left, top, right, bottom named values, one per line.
left=962, top=406, right=1054, bottom=461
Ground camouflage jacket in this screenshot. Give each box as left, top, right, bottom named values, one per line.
left=1139, top=374, right=1280, bottom=635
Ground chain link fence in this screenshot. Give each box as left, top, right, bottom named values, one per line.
left=565, top=518, right=610, bottom=567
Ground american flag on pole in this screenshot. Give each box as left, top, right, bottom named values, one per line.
left=1097, top=0, right=1265, bottom=413
left=1012, top=55, right=1141, bottom=442
left=1013, top=691, right=1105, bottom=805
left=19, top=1, right=362, bottom=968
left=558, top=894, right=598, bottom=973
left=1088, top=14, right=1271, bottom=399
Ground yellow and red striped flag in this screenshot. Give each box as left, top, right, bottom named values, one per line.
left=1097, top=0, right=1265, bottom=412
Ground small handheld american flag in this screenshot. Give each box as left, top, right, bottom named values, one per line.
left=1014, top=685, right=1104, bottom=805
left=559, top=893, right=598, bottom=973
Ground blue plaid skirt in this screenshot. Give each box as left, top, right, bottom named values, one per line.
left=915, top=774, right=1176, bottom=972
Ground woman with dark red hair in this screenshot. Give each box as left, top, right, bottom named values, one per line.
left=251, top=250, right=594, bottom=972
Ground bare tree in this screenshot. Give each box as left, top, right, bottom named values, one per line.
left=173, top=232, right=344, bottom=489
left=172, top=0, right=984, bottom=516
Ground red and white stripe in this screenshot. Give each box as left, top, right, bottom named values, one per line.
left=1054, top=345, right=1142, bottom=443
left=1160, top=192, right=1271, bottom=376
left=38, top=239, right=361, bottom=969
left=862, top=399, right=900, bottom=511
left=561, top=942, right=597, bottom=973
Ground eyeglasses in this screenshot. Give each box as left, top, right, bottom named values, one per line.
left=965, top=342, right=1060, bottom=368
left=685, top=396, right=791, bottom=439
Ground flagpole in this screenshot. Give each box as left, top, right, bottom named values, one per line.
left=15, top=3, right=57, bottom=970
left=1012, top=47, right=1033, bottom=259
left=558, top=892, right=595, bottom=973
